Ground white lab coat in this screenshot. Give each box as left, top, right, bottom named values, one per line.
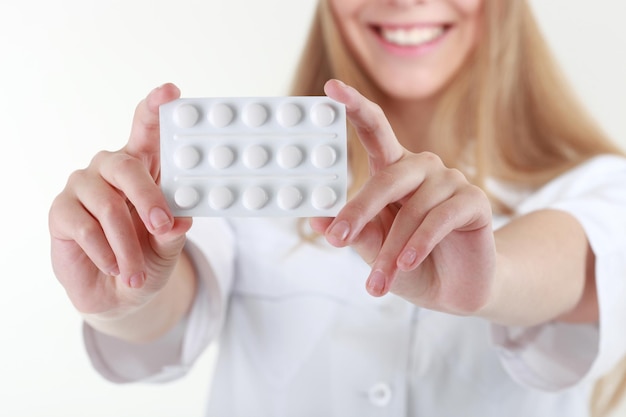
left=85, top=155, right=626, bottom=417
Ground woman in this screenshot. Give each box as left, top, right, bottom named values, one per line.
left=49, top=0, right=626, bottom=415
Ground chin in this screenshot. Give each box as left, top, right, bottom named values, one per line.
left=378, top=79, right=443, bottom=102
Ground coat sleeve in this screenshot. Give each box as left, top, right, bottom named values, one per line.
left=83, top=218, right=236, bottom=383
left=491, top=155, right=626, bottom=391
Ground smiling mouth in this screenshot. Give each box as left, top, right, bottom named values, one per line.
left=375, top=25, right=448, bottom=47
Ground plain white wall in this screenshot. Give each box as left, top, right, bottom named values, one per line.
left=0, top=1, right=624, bottom=416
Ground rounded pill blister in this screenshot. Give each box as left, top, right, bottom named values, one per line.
left=174, top=146, right=201, bottom=170
left=243, top=145, right=270, bottom=169
left=243, top=186, right=269, bottom=210
left=242, top=103, right=269, bottom=127
left=208, top=186, right=235, bottom=210
left=312, top=144, right=337, bottom=168
left=174, top=104, right=200, bottom=128
left=311, top=103, right=336, bottom=127
left=208, top=103, right=234, bottom=127
left=209, top=145, right=236, bottom=169
left=277, top=145, right=304, bottom=169
left=277, top=102, right=303, bottom=127
left=277, top=186, right=303, bottom=210
left=311, top=186, right=338, bottom=210
left=174, top=186, right=200, bottom=209
left=160, top=96, right=346, bottom=217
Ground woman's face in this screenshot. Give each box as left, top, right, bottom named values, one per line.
left=329, top=0, right=483, bottom=101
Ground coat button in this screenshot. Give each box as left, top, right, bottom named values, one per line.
left=368, top=382, right=392, bottom=407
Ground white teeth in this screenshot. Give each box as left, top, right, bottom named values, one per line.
left=381, top=26, right=444, bottom=47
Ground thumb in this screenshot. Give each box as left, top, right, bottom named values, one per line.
left=151, top=217, right=194, bottom=259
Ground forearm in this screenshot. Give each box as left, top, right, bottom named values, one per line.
left=83, top=250, right=197, bottom=343
left=479, top=209, right=598, bottom=327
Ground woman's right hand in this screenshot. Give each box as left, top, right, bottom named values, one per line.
left=49, top=84, right=193, bottom=326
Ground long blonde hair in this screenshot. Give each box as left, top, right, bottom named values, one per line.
left=290, top=0, right=626, bottom=415
left=290, top=0, right=623, bottom=204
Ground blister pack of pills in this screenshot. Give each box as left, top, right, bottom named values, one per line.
left=159, top=97, right=347, bottom=217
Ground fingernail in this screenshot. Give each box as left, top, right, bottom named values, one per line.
left=129, top=272, right=145, bottom=289
left=398, top=248, right=417, bottom=270
left=366, top=270, right=386, bottom=296
left=150, top=207, right=171, bottom=231
left=328, top=220, right=350, bottom=242
left=109, top=265, right=120, bottom=277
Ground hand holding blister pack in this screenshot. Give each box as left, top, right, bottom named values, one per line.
left=159, top=97, right=347, bottom=217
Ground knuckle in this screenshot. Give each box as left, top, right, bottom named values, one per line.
left=74, top=218, right=103, bottom=245
left=91, top=150, right=114, bottom=166
left=66, top=168, right=89, bottom=188
left=111, top=153, right=140, bottom=172
left=96, top=194, right=127, bottom=219
left=418, top=151, right=443, bottom=167
left=444, top=167, right=467, bottom=183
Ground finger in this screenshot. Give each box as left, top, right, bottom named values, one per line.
left=309, top=217, right=333, bottom=235
left=312, top=212, right=392, bottom=267
left=49, top=193, right=119, bottom=277
left=398, top=184, right=491, bottom=272
left=364, top=177, right=462, bottom=296
left=376, top=167, right=468, bottom=274
left=126, top=83, right=181, bottom=159
left=95, top=151, right=174, bottom=235
left=72, top=172, right=147, bottom=288
left=367, top=186, right=488, bottom=297
left=324, top=79, right=404, bottom=172
left=150, top=216, right=194, bottom=261
left=325, top=153, right=443, bottom=246
left=349, top=207, right=397, bottom=266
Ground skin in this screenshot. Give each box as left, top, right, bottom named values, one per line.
left=329, top=0, right=483, bottom=148
left=48, top=0, right=597, bottom=343
left=49, top=85, right=196, bottom=342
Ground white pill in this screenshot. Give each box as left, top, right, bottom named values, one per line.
left=174, top=104, right=200, bottom=128
left=173, top=146, right=201, bottom=170
left=174, top=186, right=200, bottom=209
left=243, top=145, right=269, bottom=169
left=310, top=103, right=336, bottom=127
left=242, top=103, right=268, bottom=127
left=277, top=102, right=302, bottom=127
left=312, top=144, right=337, bottom=168
left=277, top=186, right=303, bottom=210
left=209, top=145, right=236, bottom=169
left=312, top=186, right=338, bottom=210
left=208, top=186, right=235, bottom=210
left=208, top=103, right=234, bottom=127
left=277, top=145, right=303, bottom=169
left=243, top=186, right=269, bottom=210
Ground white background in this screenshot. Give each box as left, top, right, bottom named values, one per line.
left=0, top=1, right=624, bottom=416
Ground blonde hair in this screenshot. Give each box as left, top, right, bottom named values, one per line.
left=592, top=355, right=626, bottom=417
left=290, top=0, right=623, bottom=204
left=290, top=0, right=626, bottom=414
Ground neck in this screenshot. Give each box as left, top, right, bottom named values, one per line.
left=380, top=96, right=437, bottom=154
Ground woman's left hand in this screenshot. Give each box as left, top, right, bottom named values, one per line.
left=311, top=79, right=496, bottom=316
